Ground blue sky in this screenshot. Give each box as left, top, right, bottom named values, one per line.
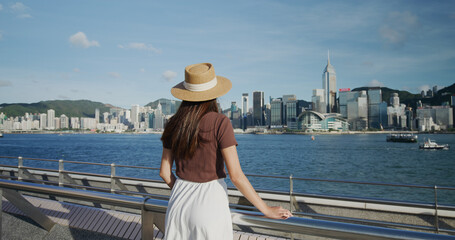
left=0, top=0, right=454, bottom=109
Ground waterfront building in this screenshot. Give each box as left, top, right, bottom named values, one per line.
left=47, top=109, right=55, bottom=130
left=54, top=118, right=60, bottom=130
left=80, top=117, right=97, bottom=130
left=60, top=114, right=69, bottom=129
left=379, top=102, right=388, bottom=129
left=270, top=98, right=284, bottom=127
left=286, top=100, right=298, bottom=126
left=312, top=89, right=326, bottom=113
left=253, top=91, right=264, bottom=126
left=70, top=117, right=80, bottom=129
left=242, top=93, right=249, bottom=116
left=367, top=88, right=382, bottom=129
left=131, top=105, right=140, bottom=128
left=416, top=106, right=453, bottom=131
left=229, top=102, right=242, bottom=129
left=387, top=93, right=407, bottom=129
left=39, top=113, right=47, bottom=130
left=322, top=51, right=337, bottom=113
left=347, top=91, right=368, bottom=130
left=95, top=108, right=100, bottom=124
left=297, top=111, right=348, bottom=132
left=153, top=103, right=165, bottom=130
left=405, top=108, right=414, bottom=130
left=103, top=112, right=109, bottom=123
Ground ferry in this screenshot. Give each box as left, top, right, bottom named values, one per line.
left=0, top=133, right=3, bottom=138
left=386, top=133, right=417, bottom=143
left=419, top=138, right=449, bottom=150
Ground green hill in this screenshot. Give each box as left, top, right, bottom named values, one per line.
left=0, top=100, right=112, bottom=118
left=352, top=83, right=455, bottom=109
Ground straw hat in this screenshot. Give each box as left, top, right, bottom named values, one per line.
left=171, top=63, right=232, bottom=102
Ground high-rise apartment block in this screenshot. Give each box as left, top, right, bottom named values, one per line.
left=253, top=91, right=264, bottom=126
left=312, top=89, right=326, bottom=113
left=242, top=93, right=249, bottom=115
left=47, top=109, right=55, bottom=130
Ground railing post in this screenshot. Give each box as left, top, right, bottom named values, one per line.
left=434, top=185, right=439, bottom=233
left=58, top=160, right=64, bottom=187
left=142, top=197, right=155, bottom=240
left=18, top=156, right=23, bottom=181
left=289, top=174, right=293, bottom=212
left=289, top=174, right=294, bottom=240
left=0, top=188, right=3, bottom=240
left=110, top=163, right=116, bottom=193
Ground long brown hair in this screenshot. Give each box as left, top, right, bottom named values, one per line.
left=161, top=99, right=219, bottom=159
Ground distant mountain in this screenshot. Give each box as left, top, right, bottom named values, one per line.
left=145, top=98, right=182, bottom=109
left=0, top=100, right=113, bottom=118
left=352, top=83, right=455, bottom=109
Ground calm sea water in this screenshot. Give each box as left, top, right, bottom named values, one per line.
left=0, top=133, right=454, bottom=205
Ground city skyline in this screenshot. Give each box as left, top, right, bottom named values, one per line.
left=1, top=1, right=455, bottom=109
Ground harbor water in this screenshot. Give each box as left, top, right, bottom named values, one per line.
left=0, top=133, right=454, bottom=205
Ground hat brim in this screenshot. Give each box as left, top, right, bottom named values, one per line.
left=171, top=75, right=232, bottom=102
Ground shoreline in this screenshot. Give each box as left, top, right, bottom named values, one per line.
left=2, top=130, right=454, bottom=135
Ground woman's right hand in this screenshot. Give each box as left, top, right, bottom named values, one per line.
left=263, top=206, right=293, bottom=219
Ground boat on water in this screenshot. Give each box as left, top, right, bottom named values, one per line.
left=419, top=139, right=449, bottom=150
left=386, top=133, right=417, bottom=143
left=0, top=133, right=3, bottom=138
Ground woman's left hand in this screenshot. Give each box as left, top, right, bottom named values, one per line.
left=263, top=206, right=293, bottom=219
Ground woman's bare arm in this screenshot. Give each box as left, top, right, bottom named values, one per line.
left=222, top=145, right=292, bottom=219
left=159, top=148, right=176, bottom=189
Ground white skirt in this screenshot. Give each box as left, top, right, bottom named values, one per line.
left=164, top=178, right=233, bottom=240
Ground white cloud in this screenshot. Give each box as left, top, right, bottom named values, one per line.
left=108, top=72, right=121, bottom=78
left=140, top=68, right=146, bottom=73
left=69, top=32, right=100, bottom=48
left=11, top=2, right=28, bottom=12
left=17, top=13, right=32, bottom=19
left=0, top=4, right=3, bottom=11
left=73, top=68, right=80, bottom=73
left=367, top=79, right=384, bottom=87
left=118, top=42, right=161, bottom=53
left=0, top=80, right=13, bottom=87
left=379, top=11, right=419, bottom=46
left=0, top=33, right=2, bottom=40
left=162, top=70, right=177, bottom=82
left=418, top=85, right=430, bottom=92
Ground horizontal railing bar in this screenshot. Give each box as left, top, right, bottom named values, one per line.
left=114, top=164, right=160, bottom=170
left=19, top=157, right=60, bottom=162
left=294, top=211, right=440, bottom=232
left=3, top=165, right=455, bottom=211
left=0, top=164, right=18, bottom=168
left=2, top=156, right=454, bottom=191
left=21, top=166, right=59, bottom=172
left=1, top=179, right=453, bottom=240
left=113, top=175, right=163, bottom=183
left=61, top=170, right=109, bottom=178
left=61, top=160, right=111, bottom=166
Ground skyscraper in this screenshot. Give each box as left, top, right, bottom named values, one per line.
left=131, top=105, right=140, bottom=126
left=47, top=109, right=55, bottom=130
left=253, top=91, right=264, bottom=126
left=242, top=93, right=249, bottom=115
left=95, top=108, right=100, bottom=124
left=322, top=51, right=337, bottom=113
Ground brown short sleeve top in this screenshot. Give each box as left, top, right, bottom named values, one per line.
left=162, top=112, right=238, bottom=183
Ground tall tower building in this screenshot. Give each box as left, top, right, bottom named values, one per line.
left=47, top=109, right=55, bottom=130
left=253, top=91, right=264, bottom=126
left=322, top=50, right=337, bottom=113
left=241, top=93, right=249, bottom=115
left=95, top=108, right=100, bottom=124
left=131, top=105, right=140, bottom=125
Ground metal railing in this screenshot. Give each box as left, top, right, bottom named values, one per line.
left=1, top=179, right=454, bottom=240
left=1, top=156, right=455, bottom=234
